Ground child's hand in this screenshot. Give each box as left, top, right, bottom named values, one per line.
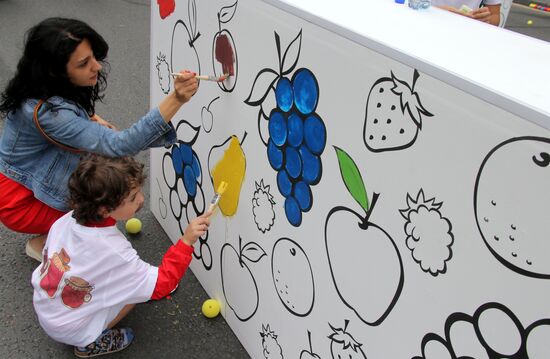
left=180, top=210, right=213, bottom=247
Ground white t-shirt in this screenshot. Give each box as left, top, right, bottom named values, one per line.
left=431, top=0, right=501, bottom=8
left=31, top=212, right=158, bottom=347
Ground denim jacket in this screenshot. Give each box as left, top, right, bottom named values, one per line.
left=0, top=97, right=177, bottom=211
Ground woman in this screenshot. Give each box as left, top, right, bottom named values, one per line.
left=0, top=17, right=197, bottom=261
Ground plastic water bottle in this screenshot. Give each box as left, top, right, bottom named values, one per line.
left=408, top=0, right=431, bottom=9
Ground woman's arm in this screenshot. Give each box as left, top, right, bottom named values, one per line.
left=158, top=71, right=198, bottom=123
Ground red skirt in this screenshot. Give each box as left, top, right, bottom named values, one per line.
left=0, top=173, right=66, bottom=234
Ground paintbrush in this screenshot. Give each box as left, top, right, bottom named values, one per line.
left=208, top=181, right=228, bottom=212
left=171, top=72, right=229, bottom=82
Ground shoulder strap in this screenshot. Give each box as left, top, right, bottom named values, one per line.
left=33, top=100, right=83, bottom=153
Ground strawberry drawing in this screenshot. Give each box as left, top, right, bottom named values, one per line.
left=260, top=324, right=284, bottom=359
left=399, top=189, right=454, bottom=276
left=325, top=147, right=404, bottom=326
left=474, top=136, right=550, bottom=278
left=328, top=320, right=367, bottom=359
left=363, top=69, right=433, bottom=152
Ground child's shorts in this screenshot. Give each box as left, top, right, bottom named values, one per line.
left=0, top=173, right=66, bottom=234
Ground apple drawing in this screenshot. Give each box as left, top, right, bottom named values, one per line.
left=474, top=136, right=550, bottom=278
left=271, top=238, right=315, bottom=316
left=171, top=16, right=200, bottom=85
left=212, top=2, right=238, bottom=92
left=220, top=236, right=266, bottom=321
left=325, top=147, right=404, bottom=326
left=299, top=331, right=321, bottom=359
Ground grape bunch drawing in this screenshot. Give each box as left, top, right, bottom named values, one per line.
left=245, top=30, right=326, bottom=227
left=162, top=120, right=212, bottom=270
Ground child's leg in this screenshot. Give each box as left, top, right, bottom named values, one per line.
left=107, top=304, right=136, bottom=329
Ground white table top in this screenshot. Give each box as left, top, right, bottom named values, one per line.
left=263, top=0, right=550, bottom=129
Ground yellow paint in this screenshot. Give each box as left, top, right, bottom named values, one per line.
left=211, top=136, right=246, bottom=216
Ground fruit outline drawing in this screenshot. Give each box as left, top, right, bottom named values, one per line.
left=474, top=136, right=550, bottom=279
left=299, top=331, right=321, bottom=359
left=399, top=188, right=454, bottom=276
left=363, top=69, right=433, bottom=153
left=155, top=52, right=171, bottom=94
left=413, top=302, right=550, bottom=359
left=220, top=236, right=266, bottom=321
left=212, top=0, right=238, bottom=92
left=325, top=146, right=404, bottom=326
left=162, top=120, right=211, bottom=270
left=260, top=324, right=284, bottom=359
left=252, top=179, right=276, bottom=233
left=328, top=320, right=367, bottom=359
left=245, top=29, right=326, bottom=227
left=271, top=237, right=315, bottom=316
left=170, top=0, right=201, bottom=85
left=201, top=96, right=219, bottom=133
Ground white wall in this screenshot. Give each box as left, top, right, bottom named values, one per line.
left=150, top=0, right=550, bottom=357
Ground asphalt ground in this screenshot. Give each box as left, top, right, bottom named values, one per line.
left=0, top=1, right=548, bottom=358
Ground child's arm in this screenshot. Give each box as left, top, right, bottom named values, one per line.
left=150, top=211, right=212, bottom=300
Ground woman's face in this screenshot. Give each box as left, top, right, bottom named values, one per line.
left=66, top=39, right=102, bottom=87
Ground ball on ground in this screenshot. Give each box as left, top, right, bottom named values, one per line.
left=125, top=218, right=142, bottom=234
left=527, top=20, right=533, bottom=25
left=202, top=299, right=221, bottom=318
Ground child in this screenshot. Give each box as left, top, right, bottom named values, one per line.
left=31, top=154, right=211, bottom=357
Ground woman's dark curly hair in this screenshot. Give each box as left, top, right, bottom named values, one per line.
left=68, top=154, right=145, bottom=224
left=0, top=17, right=109, bottom=117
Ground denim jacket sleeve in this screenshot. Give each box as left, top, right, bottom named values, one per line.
left=37, top=99, right=176, bottom=156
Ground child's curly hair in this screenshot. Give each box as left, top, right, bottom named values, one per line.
left=68, top=154, right=145, bottom=224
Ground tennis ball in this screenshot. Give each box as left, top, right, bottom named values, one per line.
left=527, top=20, right=533, bottom=25
left=201, top=299, right=221, bottom=318
left=125, top=218, right=142, bottom=234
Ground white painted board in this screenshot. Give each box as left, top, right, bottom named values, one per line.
left=150, top=0, right=550, bottom=357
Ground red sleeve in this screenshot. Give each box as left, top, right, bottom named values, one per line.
left=150, top=240, right=194, bottom=300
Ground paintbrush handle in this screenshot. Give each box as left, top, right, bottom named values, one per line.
left=170, top=73, right=226, bottom=82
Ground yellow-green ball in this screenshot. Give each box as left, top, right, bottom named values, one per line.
left=202, top=299, right=220, bottom=318
left=527, top=20, right=533, bottom=25
left=125, top=218, right=142, bottom=234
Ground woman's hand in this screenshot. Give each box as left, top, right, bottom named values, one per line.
left=91, top=114, right=117, bottom=130
left=180, top=210, right=213, bottom=247
left=173, top=70, right=198, bottom=104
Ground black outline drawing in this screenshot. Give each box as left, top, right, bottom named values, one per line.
left=207, top=132, right=248, bottom=217
left=170, top=0, right=201, bottom=84
left=326, top=146, right=404, bottom=326
left=413, top=302, right=550, bottom=359
left=299, top=331, right=321, bottom=359
left=155, top=178, right=168, bottom=219
left=363, top=69, right=433, bottom=153
left=328, top=320, right=367, bottom=359
left=201, top=96, right=219, bottom=133
left=271, top=238, right=315, bottom=317
left=260, top=324, right=284, bottom=359
left=474, top=136, right=550, bottom=279
left=244, top=29, right=326, bottom=227
left=162, top=120, right=211, bottom=270
left=399, top=189, right=454, bottom=276
left=155, top=52, right=171, bottom=94
left=212, top=1, right=239, bottom=92
left=220, top=236, right=266, bottom=322
left=252, top=179, right=276, bottom=233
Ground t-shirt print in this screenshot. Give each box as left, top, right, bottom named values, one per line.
left=39, top=247, right=94, bottom=308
